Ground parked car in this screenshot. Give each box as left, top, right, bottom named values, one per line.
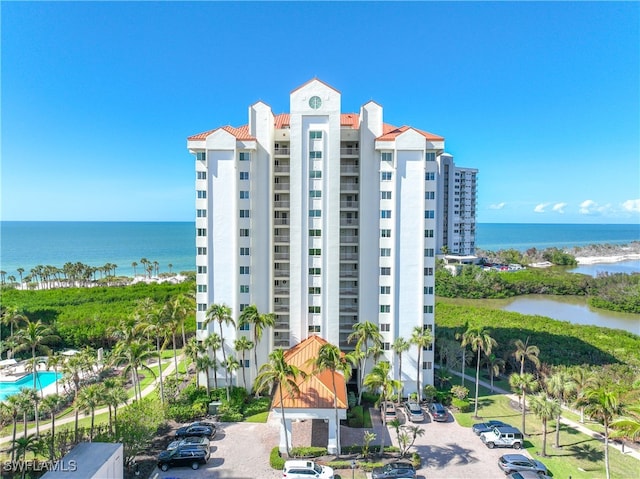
left=381, top=401, right=397, bottom=421
left=175, top=424, right=216, bottom=439
left=507, top=471, right=552, bottom=479
left=190, top=420, right=217, bottom=429
left=403, top=402, right=425, bottom=422
left=282, top=459, right=334, bottom=478
left=472, top=420, right=509, bottom=435
left=480, top=426, right=524, bottom=449
left=167, top=436, right=210, bottom=451
left=371, top=461, right=417, bottom=479
left=157, top=446, right=209, bottom=471
left=498, top=454, right=548, bottom=475
left=428, top=402, right=448, bottom=422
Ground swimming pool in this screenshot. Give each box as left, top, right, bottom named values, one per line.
left=0, top=372, right=62, bottom=401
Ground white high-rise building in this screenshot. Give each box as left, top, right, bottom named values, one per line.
left=187, top=79, right=477, bottom=393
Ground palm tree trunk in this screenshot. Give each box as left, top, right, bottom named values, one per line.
left=90, top=409, right=95, bottom=442
left=11, top=416, right=17, bottom=462
left=379, top=392, right=387, bottom=455
left=242, top=352, right=247, bottom=390
left=416, top=349, right=422, bottom=402
left=50, top=414, right=56, bottom=460
left=156, top=338, right=164, bottom=404
left=218, top=323, right=230, bottom=401
left=279, top=388, right=291, bottom=456
left=172, top=333, right=179, bottom=380
left=460, top=349, right=466, bottom=387
left=604, top=422, right=610, bottom=479
left=541, top=418, right=547, bottom=456
left=331, top=374, right=340, bottom=456
left=473, top=349, right=481, bottom=418
left=521, top=389, right=527, bottom=435
left=554, top=413, right=561, bottom=447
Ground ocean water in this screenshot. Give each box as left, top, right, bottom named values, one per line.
left=0, top=222, right=639, bottom=279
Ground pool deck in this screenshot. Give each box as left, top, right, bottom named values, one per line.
left=0, top=361, right=62, bottom=400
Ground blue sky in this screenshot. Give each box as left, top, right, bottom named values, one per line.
left=2, top=1, right=639, bottom=224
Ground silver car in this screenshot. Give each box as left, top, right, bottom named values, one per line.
left=403, top=402, right=425, bottom=422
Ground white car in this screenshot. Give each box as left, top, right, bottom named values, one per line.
left=403, top=402, right=425, bottom=422
left=283, top=460, right=334, bottom=478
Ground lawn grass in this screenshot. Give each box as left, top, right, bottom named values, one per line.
left=453, top=393, right=637, bottom=479
left=245, top=411, right=269, bottom=423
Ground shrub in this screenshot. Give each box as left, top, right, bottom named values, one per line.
left=361, top=391, right=378, bottom=405
left=411, top=452, right=421, bottom=468
left=347, top=405, right=364, bottom=427
left=242, top=396, right=271, bottom=417
left=450, top=385, right=469, bottom=400
left=218, top=403, right=243, bottom=422
left=451, top=397, right=472, bottom=413
left=359, top=461, right=384, bottom=471
left=270, top=446, right=285, bottom=470
left=290, top=446, right=327, bottom=458
left=347, top=391, right=357, bottom=408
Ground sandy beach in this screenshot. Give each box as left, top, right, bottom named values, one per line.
left=575, top=253, right=640, bottom=265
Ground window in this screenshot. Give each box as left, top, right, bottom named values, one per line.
left=196, top=152, right=206, bottom=162
left=381, top=191, right=392, bottom=200
left=380, top=267, right=391, bottom=276
left=309, top=287, right=321, bottom=294
left=422, top=361, right=433, bottom=370
left=197, top=266, right=207, bottom=274
left=381, top=172, right=393, bottom=181
left=240, top=228, right=249, bottom=237
left=424, top=286, right=434, bottom=295
left=423, top=305, right=434, bottom=314
left=310, top=151, right=322, bottom=159
left=197, top=171, right=207, bottom=180
left=240, top=247, right=250, bottom=256
left=309, top=267, right=321, bottom=275
left=197, top=321, right=205, bottom=330
left=380, top=305, right=390, bottom=313
left=309, top=248, right=322, bottom=256
left=242, top=359, right=250, bottom=368
left=425, top=191, right=435, bottom=200
left=240, top=266, right=250, bottom=274
left=196, top=209, right=207, bottom=218
left=426, top=152, right=436, bottom=162
left=308, top=325, right=321, bottom=333
left=197, top=303, right=207, bottom=312
left=381, top=229, right=391, bottom=238
left=197, top=247, right=207, bottom=255
left=425, top=210, right=435, bottom=219
left=240, top=285, right=249, bottom=293
left=197, top=284, right=207, bottom=293
left=310, top=131, right=323, bottom=139
left=310, top=190, right=322, bottom=198
left=240, top=190, right=249, bottom=199
left=309, top=229, right=322, bottom=237
left=240, top=209, right=250, bottom=218
left=240, top=303, right=248, bottom=312
left=425, top=172, right=435, bottom=181
left=381, top=210, right=392, bottom=219
left=383, top=342, right=390, bottom=351
left=381, top=152, right=393, bottom=162
left=310, top=170, right=322, bottom=178
left=424, top=229, right=434, bottom=238
left=424, top=267, right=434, bottom=276
left=424, top=248, right=435, bottom=257
left=380, top=323, right=390, bottom=332
left=239, top=152, right=251, bottom=161
left=240, top=171, right=249, bottom=180
left=380, top=286, right=391, bottom=294
left=197, top=228, right=206, bottom=237
left=309, top=209, right=321, bottom=217
left=380, top=248, right=391, bottom=257
left=308, top=306, right=321, bottom=313
left=197, top=190, right=206, bottom=199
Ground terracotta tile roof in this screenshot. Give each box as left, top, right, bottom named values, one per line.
left=187, top=125, right=255, bottom=141
left=341, top=114, right=359, bottom=128
left=377, top=124, right=444, bottom=141
left=272, top=335, right=348, bottom=410
left=274, top=113, right=290, bottom=129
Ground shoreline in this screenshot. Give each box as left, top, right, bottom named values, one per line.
left=575, top=253, right=640, bottom=265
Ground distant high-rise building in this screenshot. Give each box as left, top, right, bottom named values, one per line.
left=187, top=79, right=477, bottom=393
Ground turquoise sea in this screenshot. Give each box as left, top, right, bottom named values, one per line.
left=0, top=222, right=639, bottom=279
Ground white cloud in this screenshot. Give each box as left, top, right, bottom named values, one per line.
left=534, top=203, right=549, bottom=213
left=552, top=202, right=567, bottom=214
left=621, top=199, right=640, bottom=213
left=489, top=202, right=506, bottom=210
left=579, top=200, right=611, bottom=215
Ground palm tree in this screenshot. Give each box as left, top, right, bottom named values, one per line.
left=17, top=267, right=24, bottom=285
left=1, top=307, right=27, bottom=359
left=572, top=367, right=597, bottom=423
left=131, top=261, right=138, bottom=277
left=17, top=388, right=34, bottom=440
left=454, top=324, right=469, bottom=387
left=102, top=378, right=127, bottom=436
left=205, top=303, right=235, bottom=401
left=41, top=393, right=65, bottom=460
left=529, top=393, right=561, bottom=456
left=13, top=317, right=60, bottom=393
left=254, top=349, right=305, bottom=457
left=166, top=294, right=193, bottom=378
left=225, top=355, right=240, bottom=387
left=410, top=326, right=433, bottom=402
left=513, top=337, right=540, bottom=376
left=238, top=304, right=275, bottom=383
left=113, top=339, right=156, bottom=401
left=204, top=332, right=222, bottom=389
left=196, top=355, right=216, bottom=393
left=45, top=352, right=64, bottom=396
left=234, top=336, right=254, bottom=390
left=611, top=404, right=640, bottom=441
left=310, top=343, right=354, bottom=456
left=462, top=326, right=497, bottom=418
left=137, top=299, right=168, bottom=404
left=348, top=321, right=382, bottom=405
left=77, top=383, right=103, bottom=441
left=363, top=361, right=401, bottom=455
left=547, top=369, right=576, bottom=448
left=483, top=353, right=505, bottom=393
left=509, top=372, right=538, bottom=435
left=4, top=393, right=21, bottom=462
left=577, top=383, right=621, bottom=479
left=392, top=337, right=410, bottom=403
left=9, top=434, right=42, bottom=462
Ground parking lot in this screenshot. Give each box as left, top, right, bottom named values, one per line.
left=150, top=406, right=523, bottom=478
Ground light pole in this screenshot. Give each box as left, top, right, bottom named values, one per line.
left=351, top=459, right=356, bottom=479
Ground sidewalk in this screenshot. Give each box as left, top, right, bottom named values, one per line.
left=446, top=367, right=640, bottom=461
left=0, top=355, right=183, bottom=447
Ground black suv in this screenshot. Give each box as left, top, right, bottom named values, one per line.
left=157, top=446, right=210, bottom=471
left=175, top=423, right=216, bottom=439
left=371, top=461, right=417, bottom=479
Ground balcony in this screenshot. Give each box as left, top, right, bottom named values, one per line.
left=340, top=165, right=359, bottom=174
left=274, top=269, right=290, bottom=277
left=273, top=252, right=290, bottom=260
left=274, top=303, right=290, bottom=313
left=339, top=269, right=358, bottom=278
left=274, top=235, right=290, bottom=243
left=273, top=287, right=289, bottom=295
left=274, top=165, right=290, bottom=173
left=274, top=182, right=290, bottom=191
left=340, top=218, right=359, bottom=226
left=340, top=147, right=360, bottom=156
left=274, top=148, right=290, bottom=156
left=340, top=201, right=359, bottom=209
left=340, top=181, right=359, bottom=191
left=274, top=201, right=290, bottom=208
left=273, top=218, right=289, bottom=226
left=274, top=321, right=289, bottom=329
left=339, top=287, right=358, bottom=295
left=339, top=304, right=358, bottom=313
left=340, top=252, right=358, bottom=261
left=340, top=235, right=358, bottom=244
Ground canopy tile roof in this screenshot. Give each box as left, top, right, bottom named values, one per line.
left=272, top=335, right=348, bottom=410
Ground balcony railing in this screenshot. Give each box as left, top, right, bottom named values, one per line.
left=339, top=287, right=358, bottom=295
left=274, top=269, right=290, bottom=277
left=340, top=218, right=359, bottom=226
left=340, top=235, right=358, bottom=243
left=274, top=304, right=290, bottom=312
left=274, top=182, right=290, bottom=190
left=274, top=201, right=290, bottom=208
left=339, top=270, right=358, bottom=278
left=274, top=148, right=290, bottom=156
left=273, top=252, right=290, bottom=260
left=339, top=305, right=358, bottom=313
left=340, top=165, right=359, bottom=174
left=274, top=235, right=290, bottom=243
left=340, top=148, right=360, bottom=156
left=273, top=218, right=289, bottom=226
left=340, top=252, right=359, bottom=260
left=274, top=321, right=289, bottom=329
left=274, top=165, right=290, bottom=172
left=340, top=201, right=359, bottom=208
left=273, top=287, right=289, bottom=295
left=340, top=181, right=359, bottom=190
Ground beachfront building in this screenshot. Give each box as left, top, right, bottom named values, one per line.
left=187, top=78, right=477, bottom=393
